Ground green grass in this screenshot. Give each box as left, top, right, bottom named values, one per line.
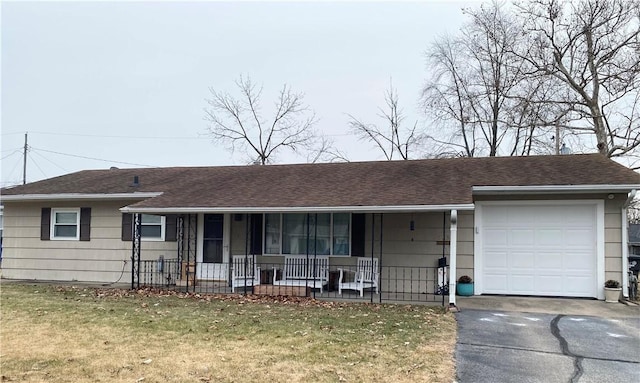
left=0, top=283, right=456, bottom=382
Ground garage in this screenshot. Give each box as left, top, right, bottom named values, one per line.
left=478, top=202, right=601, bottom=298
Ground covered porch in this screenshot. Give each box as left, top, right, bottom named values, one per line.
left=128, top=208, right=474, bottom=306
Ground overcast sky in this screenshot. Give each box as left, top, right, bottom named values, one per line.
left=1, top=0, right=477, bottom=187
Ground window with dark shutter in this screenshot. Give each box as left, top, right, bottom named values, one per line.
left=79, top=207, right=91, bottom=241
left=250, top=214, right=263, bottom=255
left=351, top=213, right=366, bottom=257
left=121, top=213, right=132, bottom=241
left=165, top=215, right=178, bottom=242
left=41, top=208, right=51, bottom=240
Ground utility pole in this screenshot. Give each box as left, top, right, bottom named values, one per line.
left=22, top=132, right=28, bottom=185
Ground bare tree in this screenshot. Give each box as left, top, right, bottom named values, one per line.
left=423, top=34, right=478, bottom=157
left=349, top=82, right=423, bottom=160
left=204, top=76, right=321, bottom=165
left=423, top=2, right=553, bottom=157
left=516, top=0, right=640, bottom=158
left=305, top=135, right=350, bottom=163
left=627, top=198, right=640, bottom=224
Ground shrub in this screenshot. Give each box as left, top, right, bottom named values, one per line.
left=604, top=279, right=620, bottom=288
left=458, top=275, right=472, bottom=284
left=605, top=279, right=620, bottom=288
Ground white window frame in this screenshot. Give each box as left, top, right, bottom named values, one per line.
left=263, top=213, right=351, bottom=257
left=140, top=214, right=166, bottom=241
left=50, top=208, right=80, bottom=241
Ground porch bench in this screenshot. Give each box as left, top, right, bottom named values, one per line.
left=272, top=255, right=329, bottom=293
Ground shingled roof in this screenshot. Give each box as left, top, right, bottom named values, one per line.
left=2, top=154, right=639, bottom=211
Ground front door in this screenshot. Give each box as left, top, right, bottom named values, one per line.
left=197, top=214, right=228, bottom=280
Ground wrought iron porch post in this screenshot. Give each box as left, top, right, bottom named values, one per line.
left=370, top=213, right=376, bottom=301
left=313, top=213, right=318, bottom=299
left=305, top=213, right=310, bottom=298
left=244, top=213, right=249, bottom=294
left=443, top=212, right=446, bottom=306
left=378, top=213, right=383, bottom=304
left=177, top=215, right=184, bottom=265
left=184, top=214, right=197, bottom=292
left=131, top=213, right=141, bottom=289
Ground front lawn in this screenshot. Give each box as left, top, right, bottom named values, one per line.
left=0, top=283, right=456, bottom=382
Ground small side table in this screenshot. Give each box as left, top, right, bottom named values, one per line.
left=328, top=270, right=341, bottom=292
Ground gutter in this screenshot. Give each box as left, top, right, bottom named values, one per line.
left=0, top=192, right=163, bottom=202
left=473, top=184, right=640, bottom=194
left=120, top=204, right=476, bottom=214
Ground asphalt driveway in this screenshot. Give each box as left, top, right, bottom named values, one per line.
left=455, top=309, right=640, bottom=383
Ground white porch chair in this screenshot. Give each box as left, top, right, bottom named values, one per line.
left=231, top=255, right=260, bottom=292
left=338, top=257, right=379, bottom=297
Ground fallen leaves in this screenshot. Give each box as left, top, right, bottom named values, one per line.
left=80, top=285, right=376, bottom=309
left=3, top=283, right=456, bottom=383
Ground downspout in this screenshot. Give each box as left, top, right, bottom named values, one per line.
left=449, top=210, right=458, bottom=308
left=622, top=189, right=636, bottom=298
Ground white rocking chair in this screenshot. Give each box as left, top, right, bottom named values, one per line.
left=231, top=255, right=260, bottom=292
left=338, top=258, right=379, bottom=297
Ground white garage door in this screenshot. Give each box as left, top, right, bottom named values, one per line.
left=481, top=203, right=597, bottom=297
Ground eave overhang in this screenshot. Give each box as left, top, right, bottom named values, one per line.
left=120, top=204, right=476, bottom=214
left=0, top=192, right=163, bottom=202
left=472, top=184, right=640, bottom=195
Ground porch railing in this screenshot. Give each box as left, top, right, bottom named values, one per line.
left=138, top=259, right=449, bottom=305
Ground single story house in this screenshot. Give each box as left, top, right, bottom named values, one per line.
left=1, top=154, right=638, bottom=304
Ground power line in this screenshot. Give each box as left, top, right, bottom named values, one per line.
left=1, top=130, right=356, bottom=139
left=27, top=152, right=48, bottom=179
left=30, top=150, right=69, bottom=173
left=4, top=153, right=23, bottom=183
left=3, top=130, right=211, bottom=140
left=1, top=146, right=24, bottom=153
left=30, top=147, right=156, bottom=167
left=1, top=150, right=21, bottom=161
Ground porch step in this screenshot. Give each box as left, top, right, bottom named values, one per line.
left=253, top=284, right=309, bottom=297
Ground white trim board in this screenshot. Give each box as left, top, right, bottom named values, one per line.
left=120, top=204, right=476, bottom=214
left=0, top=192, right=162, bottom=201
left=473, top=185, right=640, bottom=194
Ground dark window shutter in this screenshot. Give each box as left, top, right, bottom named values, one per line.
left=80, top=207, right=91, bottom=241
left=121, top=213, right=132, bottom=241
left=250, top=213, right=263, bottom=255
left=41, top=208, right=51, bottom=240
left=165, top=215, right=178, bottom=242
left=351, top=213, right=366, bottom=257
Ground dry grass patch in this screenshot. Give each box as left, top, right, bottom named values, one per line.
left=0, top=283, right=456, bottom=382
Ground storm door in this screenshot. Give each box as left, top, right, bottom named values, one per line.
left=197, top=214, right=228, bottom=280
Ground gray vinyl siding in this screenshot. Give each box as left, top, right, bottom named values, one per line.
left=1, top=200, right=178, bottom=283
left=604, top=196, right=625, bottom=283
